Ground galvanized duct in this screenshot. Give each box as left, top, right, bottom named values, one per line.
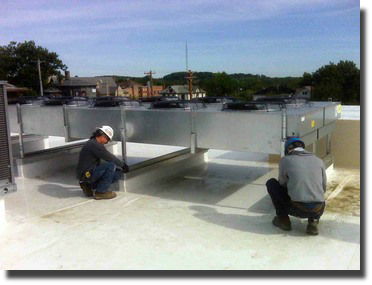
left=12, top=101, right=341, bottom=156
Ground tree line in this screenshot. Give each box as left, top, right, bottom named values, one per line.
left=0, top=41, right=66, bottom=96
left=0, top=41, right=360, bottom=104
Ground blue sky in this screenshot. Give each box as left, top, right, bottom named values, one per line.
left=1, top=0, right=360, bottom=78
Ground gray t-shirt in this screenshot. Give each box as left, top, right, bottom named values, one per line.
left=278, top=150, right=327, bottom=203
left=76, top=138, right=123, bottom=179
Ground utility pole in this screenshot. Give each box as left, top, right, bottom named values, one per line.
left=144, top=70, right=155, bottom=97
left=32, top=59, right=45, bottom=96
left=185, top=70, right=196, bottom=100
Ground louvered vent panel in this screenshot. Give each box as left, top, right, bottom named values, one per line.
left=0, top=84, right=11, bottom=182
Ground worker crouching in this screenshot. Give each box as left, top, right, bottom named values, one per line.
left=266, top=137, right=327, bottom=235
left=76, top=126, right=129, bottom=200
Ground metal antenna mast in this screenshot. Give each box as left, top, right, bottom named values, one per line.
left=185, top=41, right=188, bottom=72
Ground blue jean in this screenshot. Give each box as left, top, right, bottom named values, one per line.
left=90, top=162, right=122, bottom=193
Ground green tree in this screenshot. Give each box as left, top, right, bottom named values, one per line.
left=336, top=60, right=360, bottom=104
left=300, top=72, right=313, bottom=86
left=307, top=60, right=360, bottom=104
left=202, top=72, right=239, bottom=97
left=0, top=41, right=67, bottom=94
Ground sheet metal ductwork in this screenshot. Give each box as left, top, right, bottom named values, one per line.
left=11, top=99, right=341, bottom=157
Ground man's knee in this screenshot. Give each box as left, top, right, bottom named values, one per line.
left=266, top=178, right=279, bottom=191
left=107, top=162, right=116, bottom=173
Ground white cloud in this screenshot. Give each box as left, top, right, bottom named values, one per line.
left=1, top=0, right=356, bottom=29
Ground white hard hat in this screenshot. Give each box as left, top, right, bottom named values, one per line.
left=98, top=125, right=114, bottom=140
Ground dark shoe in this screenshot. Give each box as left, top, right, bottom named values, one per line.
left=79, top=182, right=93, bottom=197
left=94, top=191, right=117, bottom=200
left=272, top=216, right=292, bottom=231
left=306, top=219, right=319, bottom=235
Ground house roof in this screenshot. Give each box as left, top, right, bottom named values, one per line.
left=159, top=85, right=205, bottom=94
left=58, top=76, right=118, bottom=95
left=59, top=78, right=96, bottom=87
left=59, top=76, right=117, bottom=88
left=296, top=86, right=312, bottom=91
left=5, top=83, right=29, bottom=93
left=48, top=76, right=59, bottom=85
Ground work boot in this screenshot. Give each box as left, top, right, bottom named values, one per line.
left=79, top=182, right=93, bottom=197
left=272, top=216, right=292, bottom=231
left=94, top=191, right=117, bottom=200
left=306, top=219, right=319, bottom=235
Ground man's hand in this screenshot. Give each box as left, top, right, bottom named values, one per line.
left=122, top=163, right=129, bottom=173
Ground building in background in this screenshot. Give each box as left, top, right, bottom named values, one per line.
left=295, top=86, right=312, bottom=99
left=57, top=71, right=121, bottom=97
left=118, top=79, right=164, bottom=98
left=118, top=79, right=142, bottom=98
left=44, top=87, right=64, bottom=97
left=139, top=85, right=164, bottom=98
left=5, top=83, right=30, bottom=103
left=159, top=85, right=206, bottom=100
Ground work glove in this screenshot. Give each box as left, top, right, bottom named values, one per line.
left=122, top=163, right=129, bottom=173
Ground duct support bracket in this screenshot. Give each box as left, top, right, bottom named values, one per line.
left=280, top=108, right=287, bottom=157
left=16, top=103, right=24, bottom=158
left=191, top=133, right=197, bottom=154
left=120, top=106, right=128, bottom=186
left=190, top=108, right=197, bottom=154
left=120, top=106, right=127, bottom=162
left=63, top=104, right=71, bottom=142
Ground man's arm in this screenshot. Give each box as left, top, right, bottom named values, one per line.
left=91, top=142, right=123, bottom=168
left=278, top=159, right=288, bottom=187
left=321, top=162, right=327, bottom=193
